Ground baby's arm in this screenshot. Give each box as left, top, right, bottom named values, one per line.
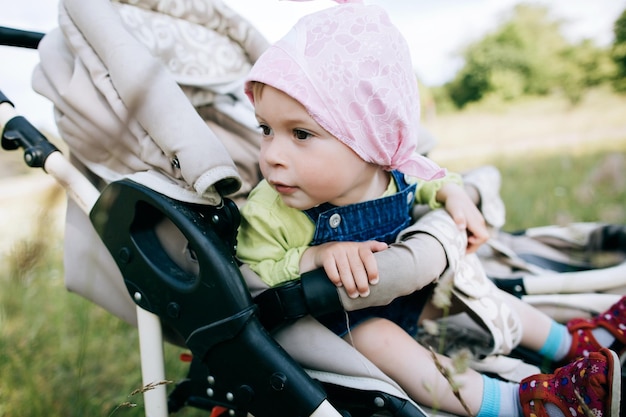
left=436, top=182, right=489, bottom=253
left=236, top=183, right=314, bottom=286
left=336, top=168, right=503, bottom=309
left=300, top=172, right=483, bottom=299
left=337, top=208, right=465, bottom=310
left=414, top=172, right=488, bottom=253
left=299, top=240, right=388, bottom=299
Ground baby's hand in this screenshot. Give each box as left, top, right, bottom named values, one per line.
left=438, top=183, right=489, bottom=253
left=455, top=203, right=490, bottom=253
left=300, top=240, right=388, bottom=298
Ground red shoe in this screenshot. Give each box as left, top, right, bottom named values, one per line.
left=565, top=296, right=626, bottom=364
left=519, top=348, right=620, bottom=417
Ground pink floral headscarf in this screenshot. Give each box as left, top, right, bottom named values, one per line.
left=244, top=0, right=445, bottom=180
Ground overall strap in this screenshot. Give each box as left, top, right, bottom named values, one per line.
left=304, top=171, right=416, bottom=246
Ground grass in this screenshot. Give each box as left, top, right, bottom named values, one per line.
left=495, top=149, right=625, bottom=232
left=426, top=87, right=626, bottom=171
left=0, top=186, right=203, bottom=416
left=424, top=87, right=626, bottom=231
left=0, top=88, right=625, bottom=416
left=0, top=239, right=199, bottom=417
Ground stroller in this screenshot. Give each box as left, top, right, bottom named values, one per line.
left=0, top=1, right=444, bottom=415
left=2, top=0, right=626, bottom=416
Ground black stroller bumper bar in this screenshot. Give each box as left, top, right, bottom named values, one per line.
left=254, top=268, right=344, bottom=333
left=90, top=179, right=328, bottom=416
left=91, top=179, right=425, bottom=416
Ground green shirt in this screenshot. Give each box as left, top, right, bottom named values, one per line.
left=236, top=172, right=462, bottom=287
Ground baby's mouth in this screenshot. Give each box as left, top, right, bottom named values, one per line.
left=271, top=181, right=297, bottom=195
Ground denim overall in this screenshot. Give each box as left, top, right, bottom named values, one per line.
left=304, top=170, right=434, bottom=337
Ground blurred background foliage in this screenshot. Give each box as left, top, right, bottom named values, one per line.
left=429, top=4, right=626, bottom=111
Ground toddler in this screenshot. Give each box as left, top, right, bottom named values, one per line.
left=236, top=2, right=622, bottom=416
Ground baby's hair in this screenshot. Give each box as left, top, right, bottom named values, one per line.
left=249, top=81, right=266, bottom=101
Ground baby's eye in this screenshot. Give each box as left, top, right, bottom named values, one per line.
left=294, top=129, right=312, bottom=140
left=258, top=124, right=272, bottom=136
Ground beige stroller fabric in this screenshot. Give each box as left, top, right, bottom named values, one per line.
left=31, top=0, right=270, bottom=326
left=32, top=0, right=271, bottom=205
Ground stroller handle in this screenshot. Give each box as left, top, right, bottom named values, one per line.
left=0, top=26, right=44, bottom=49
left=0, top=97, right=100, bottom=213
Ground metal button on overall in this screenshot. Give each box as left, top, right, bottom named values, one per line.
left=304, top=170, right=415, bottom=247
left=329, top=213, right=341, bottom=228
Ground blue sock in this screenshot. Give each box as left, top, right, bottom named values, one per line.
left=476, top=375, right=522, bottom=417
left=476, top=375, right=499, bottom=417
left=538, top=320, right=571, bottom=362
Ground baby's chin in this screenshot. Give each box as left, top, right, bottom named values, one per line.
left=279, top=195, right=320, bottom=211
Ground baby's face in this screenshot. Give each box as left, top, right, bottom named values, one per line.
left=253, top=85, right=383, bottom=210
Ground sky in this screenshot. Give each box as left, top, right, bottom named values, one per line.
left=1, top=0, right=625, bottom=134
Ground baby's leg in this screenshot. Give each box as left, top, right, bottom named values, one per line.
left=346, top=318, right=484, bottom=416
left=421, top=286, right=557, bottom=354
left=346, top=317, right=620, bottom=416
left=497, top=290, right=553, bottom=351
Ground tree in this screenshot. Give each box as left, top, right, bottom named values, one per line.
left=444, top=4, right=616, bottom=108
left=612, top=8, right=626, bottom=91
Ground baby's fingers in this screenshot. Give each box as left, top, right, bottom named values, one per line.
left=360, top=242, right=386, bottom=285
left=346, top=250, right=372, bottom=297
left=323, top=255, right=359, bottom=299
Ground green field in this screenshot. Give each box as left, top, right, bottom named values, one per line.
left=0, top=88, right=625, bottom=416
left=426, top=87, right=626, bottom=231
